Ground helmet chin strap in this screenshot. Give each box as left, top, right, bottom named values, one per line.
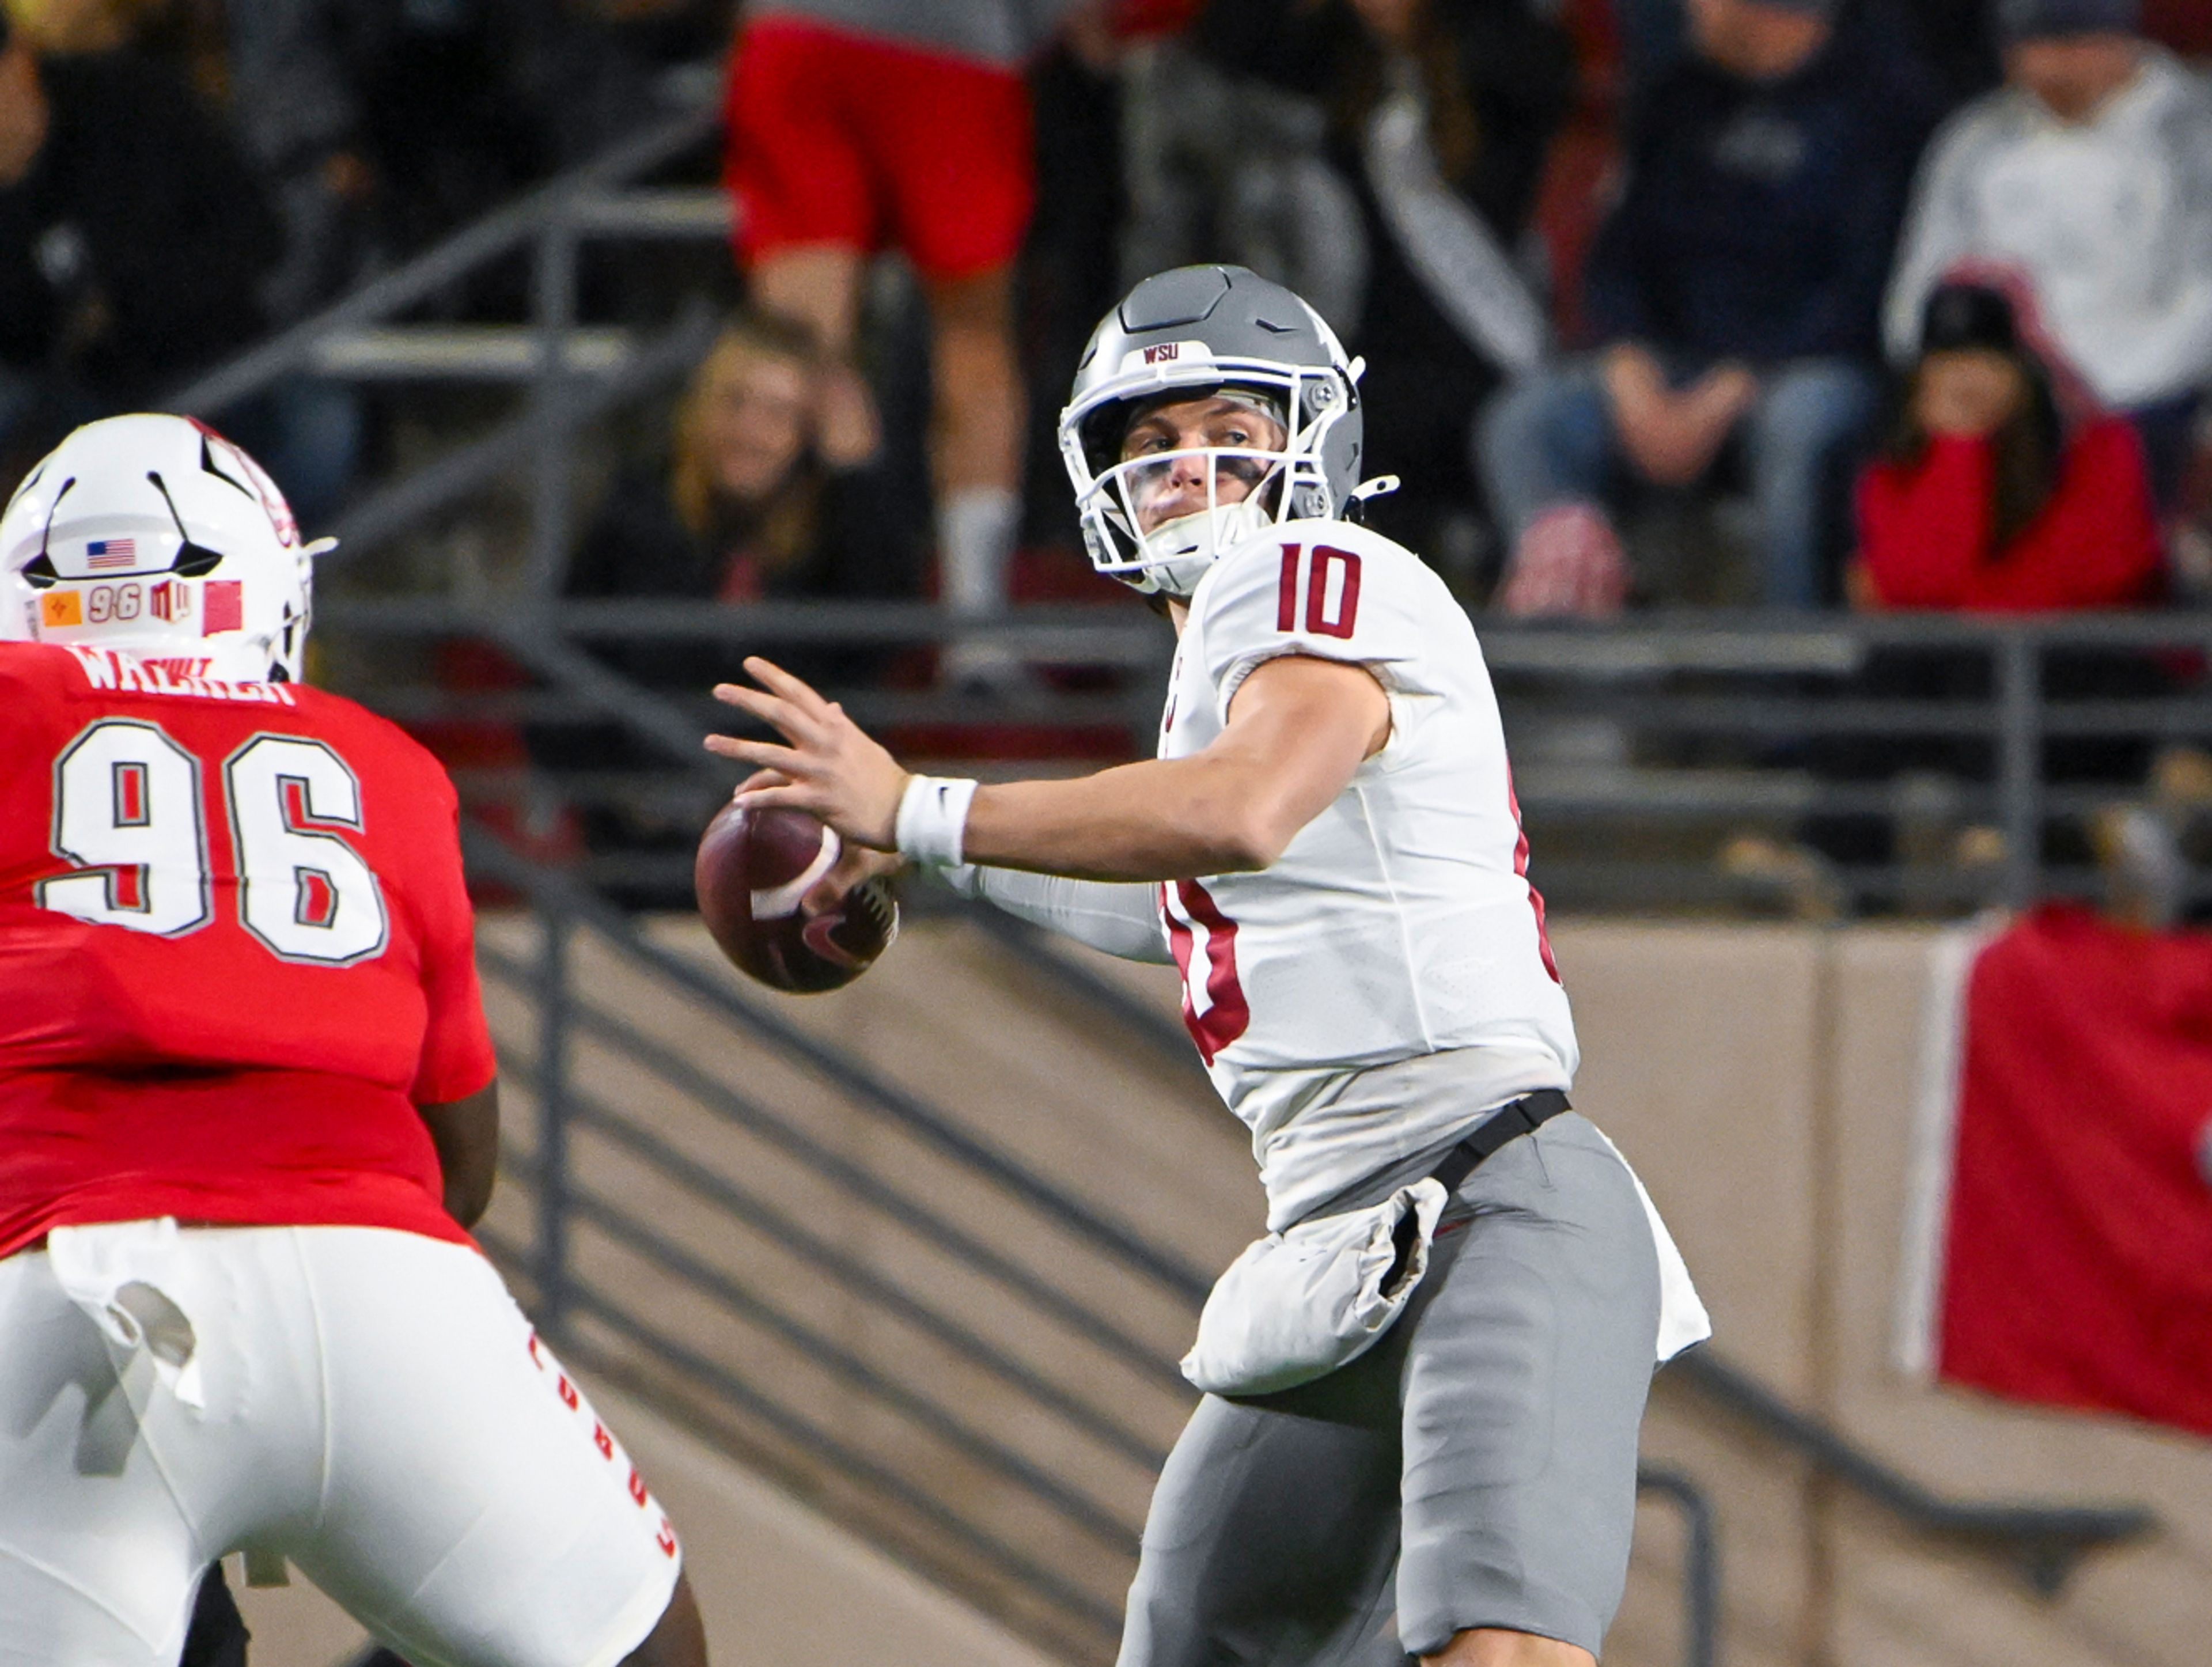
left=1135, top=498, right=1272, bottom=597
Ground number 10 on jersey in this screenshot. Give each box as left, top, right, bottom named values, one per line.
left=1277, top=543, right=1362, bottom=640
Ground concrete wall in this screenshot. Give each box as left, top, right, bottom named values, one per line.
left=1560, top=923, right=2212, bottom=1667
left=232, top=919, right=2212, bottom=1666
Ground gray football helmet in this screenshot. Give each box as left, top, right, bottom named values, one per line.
left=1058, top=265, right=1366, bottom=598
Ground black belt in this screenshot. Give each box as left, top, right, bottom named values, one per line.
left=1430, top=1089, right=1571, bottom=1195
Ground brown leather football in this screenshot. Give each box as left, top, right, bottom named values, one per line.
left=694, top=800, right=897, bottom=993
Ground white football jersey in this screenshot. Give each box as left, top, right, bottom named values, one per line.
left=1157, top=518, right=1578, bottom=1226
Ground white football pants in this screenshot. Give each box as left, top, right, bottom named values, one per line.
left=0, top=1221, right=680, bottom=1667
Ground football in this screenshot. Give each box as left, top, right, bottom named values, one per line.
left=695, top=799, right=898, bottom=993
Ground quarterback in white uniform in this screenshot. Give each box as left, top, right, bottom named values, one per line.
left=709, top=265, right=1702, bottom=1667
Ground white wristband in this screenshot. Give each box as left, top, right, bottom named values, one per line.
left=894, top=775, right=979, bottom=867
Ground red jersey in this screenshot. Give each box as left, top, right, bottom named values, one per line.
left=1855, top=418, right=2161, bottom=613
left=0, top=642, right=498, bottom=1256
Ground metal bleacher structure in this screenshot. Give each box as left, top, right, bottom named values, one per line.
left=171, top=82, right=2183, bottom=1667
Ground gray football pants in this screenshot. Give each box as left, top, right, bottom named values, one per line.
left=1119, top=1113, right=1662, bottom=1665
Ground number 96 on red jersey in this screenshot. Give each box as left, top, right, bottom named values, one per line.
left=0, top=642, right=493, bottom=1102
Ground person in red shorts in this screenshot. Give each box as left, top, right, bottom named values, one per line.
left=724, top=0, right=1091, bottom=685
left=0, top=414, right=709, bottom=1667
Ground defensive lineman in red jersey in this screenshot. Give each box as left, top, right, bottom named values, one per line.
left=0, top=416, right=707, bottom=1666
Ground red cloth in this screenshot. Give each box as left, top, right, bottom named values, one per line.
left=1855, top=416, right=2161, bottom=612
left=0, top=643, right=497, bottom=1257
left=1934, top=905, right=2212, bottom=1434
left=725, top=16, right=1035, bottom=280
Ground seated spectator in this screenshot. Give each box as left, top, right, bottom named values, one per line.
left=0, top=9, right=275, bottom=478
left=1884, top=0, right=2212, bottom=507
left=533, top=313, right=919, bottom=899
left=1477, top=0, right=1940, bottom=614
left=1855, top=281, right=2161, bottom=611
left=565, top=312, right=914, bottom=617
left=1192, top=0, right=1575, bottom=574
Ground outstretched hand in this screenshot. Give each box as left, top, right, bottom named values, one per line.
left=705, top=657, right=908, bottom=850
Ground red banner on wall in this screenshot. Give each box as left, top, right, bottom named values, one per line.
left=1897, top=905, right=2212, bottom=1435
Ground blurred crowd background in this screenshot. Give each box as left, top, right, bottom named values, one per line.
left=8, top=0, right=2212, bottom=916
left=5, top=0, right=2209, bottom=623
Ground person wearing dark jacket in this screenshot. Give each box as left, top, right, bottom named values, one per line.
left=1477, top=0, right=1941, bottom=614
left=0, top=12, right=275, bottom=475
left=1193, top=0, right=1574, bottom=565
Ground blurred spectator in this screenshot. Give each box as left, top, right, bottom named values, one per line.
left=1193, top=0, right=1575, bottom=574
left=12, top=0, right=173, bottom=55
left=1804, top=277, right=2168, bottom=896
left=565, top=311, right=914, bottom=616
left=724, top=0, right=1089, bottom=686
left=1478, top=0, right=1940, bottom=613
left=0, top=7, right=275, bottom=472
left=224, top=1, right=582, bottom=289
left=1854, top=281, right=2160, bottom=610
left=1618, top=0, right=2001, bottom=105
left=221, top=1, right=387, bottom=324
left=535, top=312, right=917, bottom=901
left=1884, top=0, right=2212, bottom=508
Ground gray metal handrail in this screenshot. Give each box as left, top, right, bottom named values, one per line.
left=961, top=878, right=2160, bottom=1612
left=1635, top=1467, right=1720, bottom=1667
left=464, top=826, right=1214, bottom=1304
left=320, top=592, right=2212, bottom=913
left=1669, top=1349, right=2155, bottom=1597
left=465, top=829, right=1212, bottom=1654
left=167, top=99, right=721, bottom=419
left=474, top=1223, right=1127, bottom=1638
left=486, top=935, right=1190, bottom=1392
left=467, top=823, right=1725, bottom=1664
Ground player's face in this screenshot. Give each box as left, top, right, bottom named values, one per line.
left=1118, top=396, right=1288, bottom=535
left=700, top=349, right=813, bottom=503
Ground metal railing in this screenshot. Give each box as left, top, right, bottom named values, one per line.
left=459, top=823, right=1736, bottom=1666
left=461, top=813, right=2162, bottom=1667
left=1670, top=1350, right=2154, bottom=1600
left=319, top=597, right=2212, bottom=916
left=170, top=84, right=730, bottom=601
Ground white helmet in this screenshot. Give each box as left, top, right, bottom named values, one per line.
left=1, top=414, right=329, bottom=681
left=1059, top=265, right=1368, bottom=598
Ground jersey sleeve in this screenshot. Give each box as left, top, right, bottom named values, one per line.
left=404, top=761, right=498, bottom=1105
left=937, top=864, right=1172, bottom=964
left=1195, top=528, right=1450, bottom=711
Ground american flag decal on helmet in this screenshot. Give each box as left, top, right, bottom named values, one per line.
left=85, top=539, right=135, bottom=570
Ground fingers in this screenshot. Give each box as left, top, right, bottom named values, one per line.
left=703, top=733, right=801, bottom=772
left=800, top=843, right=882, bottom=917
left=741, top=657, right=835, bottom=719
left=726, top=779, right=821, bottom=817
left=712, top=682, right=815, bottom=747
